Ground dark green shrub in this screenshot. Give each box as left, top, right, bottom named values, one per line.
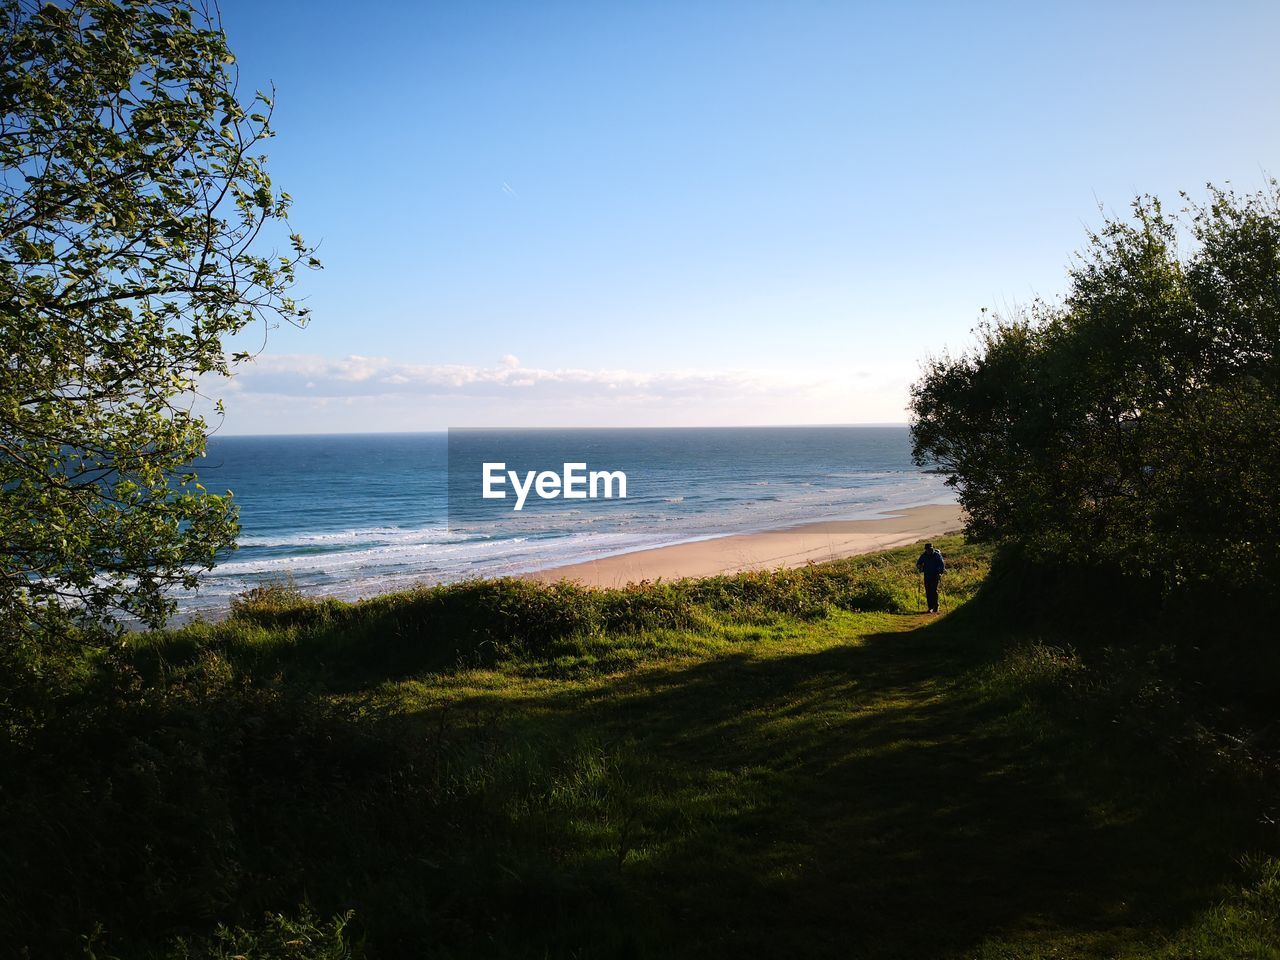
left=149, top=907, right=360, bottom=960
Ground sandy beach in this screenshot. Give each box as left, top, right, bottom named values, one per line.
left=525, top=503, right=964, bottom=587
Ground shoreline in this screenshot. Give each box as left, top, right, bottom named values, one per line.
left=524, top=503, right=964, bottom=588
left=174, top=502, right=962, bottom=624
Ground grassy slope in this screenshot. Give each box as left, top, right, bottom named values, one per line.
left=10, top=536, right=1279, bottom=958
left=336, top=542, right=1272, bottom=959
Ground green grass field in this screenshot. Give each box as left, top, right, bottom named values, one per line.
left=7, top=536, right=1278, bottom=958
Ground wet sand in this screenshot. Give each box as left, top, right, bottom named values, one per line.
left=525, top=503, right=963, bottom=587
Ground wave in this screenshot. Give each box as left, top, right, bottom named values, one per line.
left=236, top=524, right=465, bottom=549
left=173, top=470, right=957, bottom=616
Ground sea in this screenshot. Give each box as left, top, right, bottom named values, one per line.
left=181, top=426, right=953, bottom=617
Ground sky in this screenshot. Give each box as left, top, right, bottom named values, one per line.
left=210, top=0, right=1280, bottom=433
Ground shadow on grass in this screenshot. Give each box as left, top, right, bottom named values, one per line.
left=401, top=611, right=1259, bottom=958
left=4, top=592, right=1264, bottom=957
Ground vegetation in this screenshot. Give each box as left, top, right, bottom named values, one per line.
left=0, top=0, right=317, bottom=642
left=910, top=184, right=1280, bottom=782
left=3, top=536, right=1277, bottom=958
left=911, top=184, right=1280, bottom=608
left=0, top=3, right=1274, bottom=953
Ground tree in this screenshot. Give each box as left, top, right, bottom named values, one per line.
left=911, top=185, right=1280, bottom=600
left=0, top=0, right=319, bottom=639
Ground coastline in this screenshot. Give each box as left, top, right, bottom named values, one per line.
left=183, top=428, right=955, bottom=612
left=524, top=503, right=963, bottom=588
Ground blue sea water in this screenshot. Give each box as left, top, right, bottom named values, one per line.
left=185, top=427, right=953, bottom=616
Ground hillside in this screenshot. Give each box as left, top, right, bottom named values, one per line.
left=3, top=536, right=1276, bottom=958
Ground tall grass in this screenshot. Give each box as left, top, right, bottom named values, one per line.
left=145, top=536, right=989, bottom=682
left=2, top=537, right=986, bottom=956
left=5, top=534, right=1274, bottom=959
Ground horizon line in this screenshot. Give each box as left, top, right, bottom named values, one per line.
left=209, top=421, right=913, bottom=438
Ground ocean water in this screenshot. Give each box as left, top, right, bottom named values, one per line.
left=184, top=426, right=953, bottom=616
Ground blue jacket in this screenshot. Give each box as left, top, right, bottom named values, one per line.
left=916, top=548, right=945, bottom=577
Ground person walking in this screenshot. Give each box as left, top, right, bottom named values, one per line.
left=915, top=542, right=946, bottom=614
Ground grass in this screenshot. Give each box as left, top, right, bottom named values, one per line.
left=3, top=535, right=1277, bottom=958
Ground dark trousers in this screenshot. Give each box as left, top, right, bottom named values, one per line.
left=924, top=574, right=940, bottom=612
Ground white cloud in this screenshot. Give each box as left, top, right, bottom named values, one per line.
left=202, top=353, right=908, bottom=432
left=230, top=353, right=801, bottom=400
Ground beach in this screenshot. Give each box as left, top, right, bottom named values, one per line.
left=184, top=429, right=956, bottom=612
left=526, top=503, right=963, bottom=587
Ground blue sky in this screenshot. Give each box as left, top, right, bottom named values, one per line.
left=213, top=0, right=1279, bottom=433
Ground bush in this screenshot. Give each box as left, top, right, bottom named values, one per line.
left=206, top=548, right=963, bottom=678
left=912, top=184, right=1280, bottom=609
left=148, top=907, right=361, bottom=960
